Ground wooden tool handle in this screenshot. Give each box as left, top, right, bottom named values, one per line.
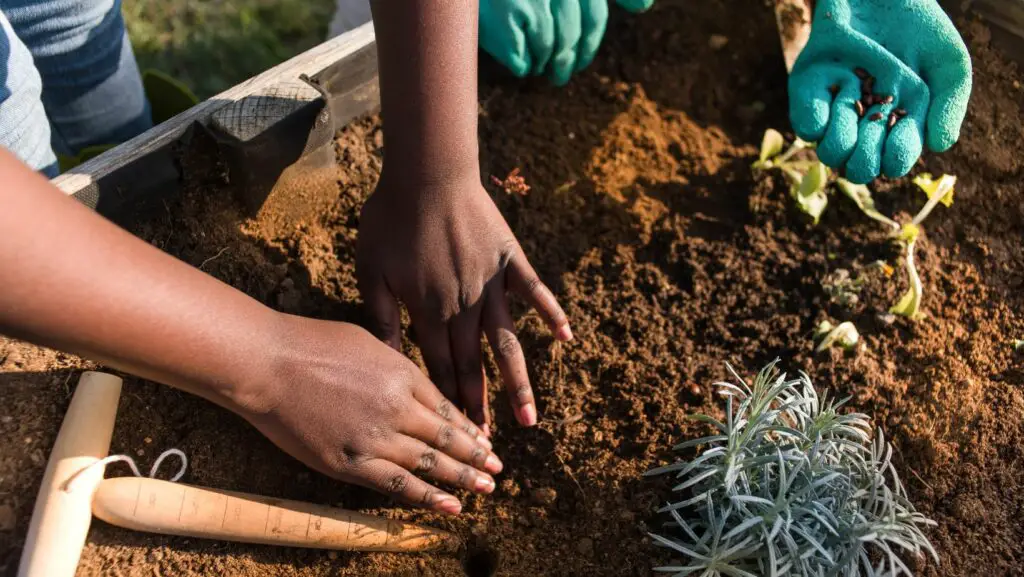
left=18, top=371, right=123, bottom=577
left=92, top=477, right=461, bottom=553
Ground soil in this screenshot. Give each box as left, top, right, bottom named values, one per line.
left=3, top=1, right=1024, bottom=576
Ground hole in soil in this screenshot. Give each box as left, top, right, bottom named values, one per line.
left=462, top=545, right=500, bottom=577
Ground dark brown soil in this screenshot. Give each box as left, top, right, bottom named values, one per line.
left=3, top=1, right=1024, bottom=576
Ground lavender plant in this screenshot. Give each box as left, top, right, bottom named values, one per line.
left=646, top=361, right=937, bottom=576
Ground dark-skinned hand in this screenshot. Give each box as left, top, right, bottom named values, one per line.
left=356, top=172, right=573, bottom=433
left=246, top=315, right=502, bottom=514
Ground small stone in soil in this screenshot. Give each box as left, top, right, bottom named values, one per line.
left=328, top=551, right=338, bottom=560
left=708, top=34, right=729, bottom=50
left=531, top=487, right=557, bottom=506
left=869, top=112, right=884, bottom=121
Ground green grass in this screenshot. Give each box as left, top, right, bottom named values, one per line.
left=123, top=0, right=337, bottom=99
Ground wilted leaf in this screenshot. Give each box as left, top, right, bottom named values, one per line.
left=913, top=173, right=956, bottom=207
left=759, top=129, right=785, bottom=163
left=891, top=241, right=923, bottom=320
left=836, top=179, right=900, bottom=231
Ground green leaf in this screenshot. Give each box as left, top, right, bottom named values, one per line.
left=759, top=129, right=785, bottom=163
left=791, top=162, right=829, bottom=224
left=143, top=69, right=200, bottom=124
left=913, top=173, right=956, bottom=207
left=836, top=179, right=900, bottom=231
left=814, top=321, right=860, bottom=353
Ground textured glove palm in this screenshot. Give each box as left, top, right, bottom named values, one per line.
left=788, top=0, right=972, bottom=184
left=480, top=0, right=654, bottom=86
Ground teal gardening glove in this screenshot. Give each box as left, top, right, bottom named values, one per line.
left=480, top=0, right=654, bottom=86
left=789, top=0, right=972, bottom=184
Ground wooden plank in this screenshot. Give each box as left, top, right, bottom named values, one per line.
left=52, top=22, right=378, bottom=218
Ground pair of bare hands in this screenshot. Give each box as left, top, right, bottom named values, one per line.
left=250, top=174, right=569, bottom=515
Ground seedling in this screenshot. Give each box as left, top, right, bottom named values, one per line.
left=753, top=129, right=829, bottom=224
left=646, top=361, right=937, bottom=576
left=889, top=174, right=956, bottom=319
left=822, top=262, right=893, bottom=309
left=814, top=320, right=860, bottom=353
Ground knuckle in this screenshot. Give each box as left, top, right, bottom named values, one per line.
left=414, top=450, right=439, bottom=474
left=435, top=399, right=454, bottom=421
left=513, top=384, right=534, bottom=406
left=494, top=331, right=522, bottom=361
left=383, top=472, right=410, bottom=495
left=435, top=424, right=455, bottom=450
left=461, top=422, right=480, bottom=438
left=470, top=447, right=487, bottom=468
left=455, top=465, right=474, bottom=488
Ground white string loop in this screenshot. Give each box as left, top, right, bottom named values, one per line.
left=63, top=448, right=188, bottom=493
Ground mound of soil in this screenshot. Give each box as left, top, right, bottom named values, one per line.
left=2, top=1, right=1022, bottom=575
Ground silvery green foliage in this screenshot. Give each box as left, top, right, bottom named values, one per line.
left=646, top=361, right=938, bottom=577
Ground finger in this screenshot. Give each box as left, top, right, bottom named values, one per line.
left=788, top=63, right=848, bottom=142
left=615, top=0, right=654, bottom=13
left=845, top=113, right=887, bottom=185
left=817, top=75, right=861, bottom=169
left=547, top=0, right=582, bottom=86
left=404, top=401, right=503, bottom=474
left=483, top=290, right=537, bottom=427
left=882, top=105, right=925, bottom=179
left=413, top=317, right=459, bottom=404
left=386, top=435, right=497, bottom=495
left=449, top=306, right=489, bottom=429
left=507, top=251, right=572, bottom=341
left=521, top=1, right=556, bottom=75
left=356, top=458, right=462, bottom=514
left=479, top=7, right=532, bottom=77
left=575, top=0, right=608, bottom=72
left=413, top=384, right=493, bottom=448
left=356, top=273, right=402, bottom=350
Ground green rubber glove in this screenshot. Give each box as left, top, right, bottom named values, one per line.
left=480, top=0, right=653, bottom=86
left=788, top=0, right=972, bottom=184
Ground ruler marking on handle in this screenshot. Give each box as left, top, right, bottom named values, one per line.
left=304, top=512, right=313, bottom=540
left=263, top=503, right=271, bottom=536
left=177, top=486, right=187, bottom=522
left=345, top=514, right=351, bottom=543
left=221, top=494, right=230, bottom=530
left=132, top=478, right=143, bottom=517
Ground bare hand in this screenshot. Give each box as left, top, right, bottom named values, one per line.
left=243, top=315, right=501, bottom=514
left=356, top=172, right=572, bottom=431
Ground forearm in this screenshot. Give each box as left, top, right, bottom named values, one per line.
left=0, top=148, right=277, bottom=413
left=369, top=0, right=480, bottom=184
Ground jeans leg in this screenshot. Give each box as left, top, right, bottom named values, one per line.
left=1, top=0, right=152, bottom=157
left=0, top=9, right=57, bottom=177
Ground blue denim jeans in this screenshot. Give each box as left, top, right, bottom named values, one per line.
left=0, top=0, right=151, bottom=177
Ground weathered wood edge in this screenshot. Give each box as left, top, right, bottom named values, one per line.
left=52, top=22, right=378, bottom=219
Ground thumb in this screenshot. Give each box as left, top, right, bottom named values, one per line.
left=357, top=272, right=402, bottom=350
left=615, top=0, right=654, bottom=13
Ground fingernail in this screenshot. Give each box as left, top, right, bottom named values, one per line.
left=556, top=325, right=573, bottom=341
left=477, top=435, right=493, bottom=450
left=520, top=403, right=538, bottom=427
left=484, top=453, right=503, bottom=474
left=475, top=476, right=496, bottom=494
left=435, top=497, right=462, bottom=515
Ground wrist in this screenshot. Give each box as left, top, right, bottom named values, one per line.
left=216, top=308, right=293, bottom=419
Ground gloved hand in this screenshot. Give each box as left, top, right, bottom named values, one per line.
left=480, top=0, right=654, bottom=86
left=788, top=0, right=972, bottom=184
